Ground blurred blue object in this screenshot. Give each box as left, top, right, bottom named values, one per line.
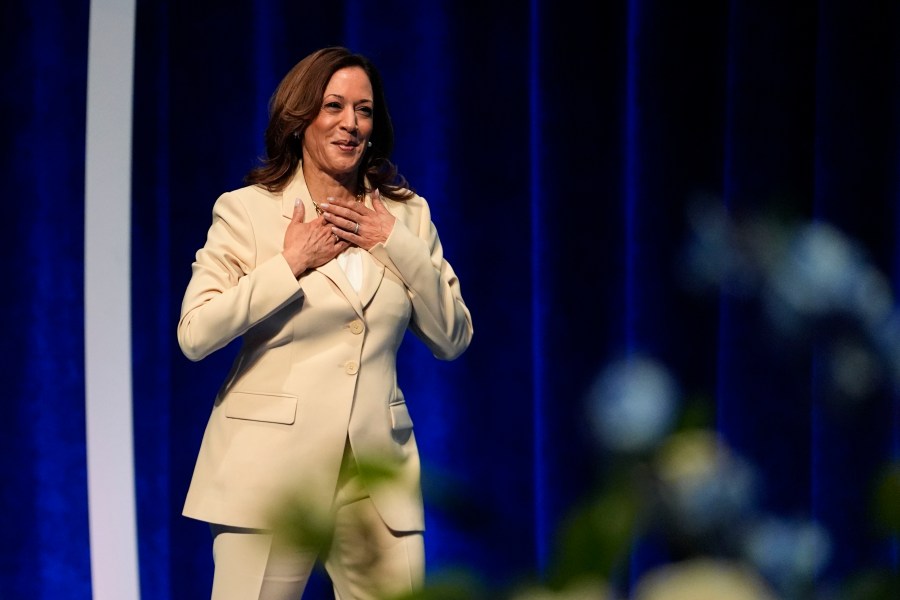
left=587, top=356, right=680, bottom=454
left=742, top=516, right=832, bottom=597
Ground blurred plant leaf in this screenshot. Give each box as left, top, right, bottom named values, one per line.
left=386, top=568, right=490, bottom=600
left=356, top=455, right=403, bottom=489
left=872, top=461, right=900, bottom=534
left=547, top=475, right=640, bottom=588
left=673, top=395, right=715, bottom=432
left=266, top=493, right=335, bottom=552
left=840, top=567, right=900, bottom=600
left=508, top=576, right=615, bottom=599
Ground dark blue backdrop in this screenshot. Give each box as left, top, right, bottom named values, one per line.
left=3, top=0, right=899, bottom=598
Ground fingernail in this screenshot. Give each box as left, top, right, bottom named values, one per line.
left=294, top=197, right=301, bottom=206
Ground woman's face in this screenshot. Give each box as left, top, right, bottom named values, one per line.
left=302, top=66, right=374, bottom=182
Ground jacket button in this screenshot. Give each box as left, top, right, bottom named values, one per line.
left=345, top=361, right=359, bottom=375
left=349, top=320, right=364, bottom=335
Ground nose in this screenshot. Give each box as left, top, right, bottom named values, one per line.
left=340, top=107, right=358, bottom=133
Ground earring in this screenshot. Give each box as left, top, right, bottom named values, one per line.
left=367, top=141, right=373, bottom=148
left=293, top=131, right=300, bottom=139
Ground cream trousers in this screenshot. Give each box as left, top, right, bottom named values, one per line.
left=208, top=445, right=424, bottom=600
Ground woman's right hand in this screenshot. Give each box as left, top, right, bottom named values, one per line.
left=282, top=199, right=348, bottom=277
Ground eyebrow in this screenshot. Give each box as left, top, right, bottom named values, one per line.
left=323, top=93, right=373, bottom=103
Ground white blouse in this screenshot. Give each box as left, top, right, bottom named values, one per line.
left=337, top=247, right=363, bottom=292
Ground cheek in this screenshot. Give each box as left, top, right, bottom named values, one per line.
left=303, top=123, right=328, bottom=149
left=303, top=135, right=327, bottom=159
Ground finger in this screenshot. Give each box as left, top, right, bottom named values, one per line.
left=341, top=214, right=359, bottom=231
left=292, top=198, right=305, bottom=223
left=331, top=225, right=359, bottom=241
left=321, top=198, right=364, bottom=217
left=323, top=211, right=359, bottom=232
left=372, top=190, right=387, bottom=214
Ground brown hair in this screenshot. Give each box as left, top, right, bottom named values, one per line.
left=245, top=46, right=413, bottom=201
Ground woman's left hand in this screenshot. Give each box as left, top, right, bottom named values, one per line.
left=321, top=189, right=396, bottom=251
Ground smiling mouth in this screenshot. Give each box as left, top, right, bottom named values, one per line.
left=334, top=140, right=359, bottom=150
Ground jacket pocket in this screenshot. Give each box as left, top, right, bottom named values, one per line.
left=389, top=400, right=413, bottom=445
left=389, top=401, right=414, bottom=431
left=225, top=391, right=298, bottom=424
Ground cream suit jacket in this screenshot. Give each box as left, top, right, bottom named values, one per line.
left=177, top=166, right=473, bottom=532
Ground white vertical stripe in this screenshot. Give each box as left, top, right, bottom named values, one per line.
left=84, top=0, right=140, bottom=598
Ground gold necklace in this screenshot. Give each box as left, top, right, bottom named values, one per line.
left=312, top=192, right=364, bottom=216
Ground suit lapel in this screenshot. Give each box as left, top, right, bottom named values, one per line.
left=358, top=252, right=384, bottom=310
left=280, top=173, right=316, bottom=222
left=318, top=262, right=364, bottom=317
left=357, top=192, right=385, bottom=309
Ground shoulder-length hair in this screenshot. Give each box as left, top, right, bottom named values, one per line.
left=245, top=46, right=414, bottom=201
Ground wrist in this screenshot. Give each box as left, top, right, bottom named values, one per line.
left=283, top=250, right=308, bottom=278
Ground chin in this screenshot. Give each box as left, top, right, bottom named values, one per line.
left=332, top=157, right=363, bottom=173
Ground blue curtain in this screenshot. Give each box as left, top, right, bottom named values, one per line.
left=3, top=0, right=899, bottom=598
left=1, top=1, right=92, bottom=598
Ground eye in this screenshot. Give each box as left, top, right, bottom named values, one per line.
left=323, top=101, right=342, bottom=111
left=357, top=105, right=373, bottom=118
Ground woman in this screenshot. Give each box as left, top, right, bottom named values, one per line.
left=177, top=46, right=473, bottom=600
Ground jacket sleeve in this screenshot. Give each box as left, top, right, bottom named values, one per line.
left=177, top=192, right=302, bottom=361
left=368, top=196, right=473, bottom=360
